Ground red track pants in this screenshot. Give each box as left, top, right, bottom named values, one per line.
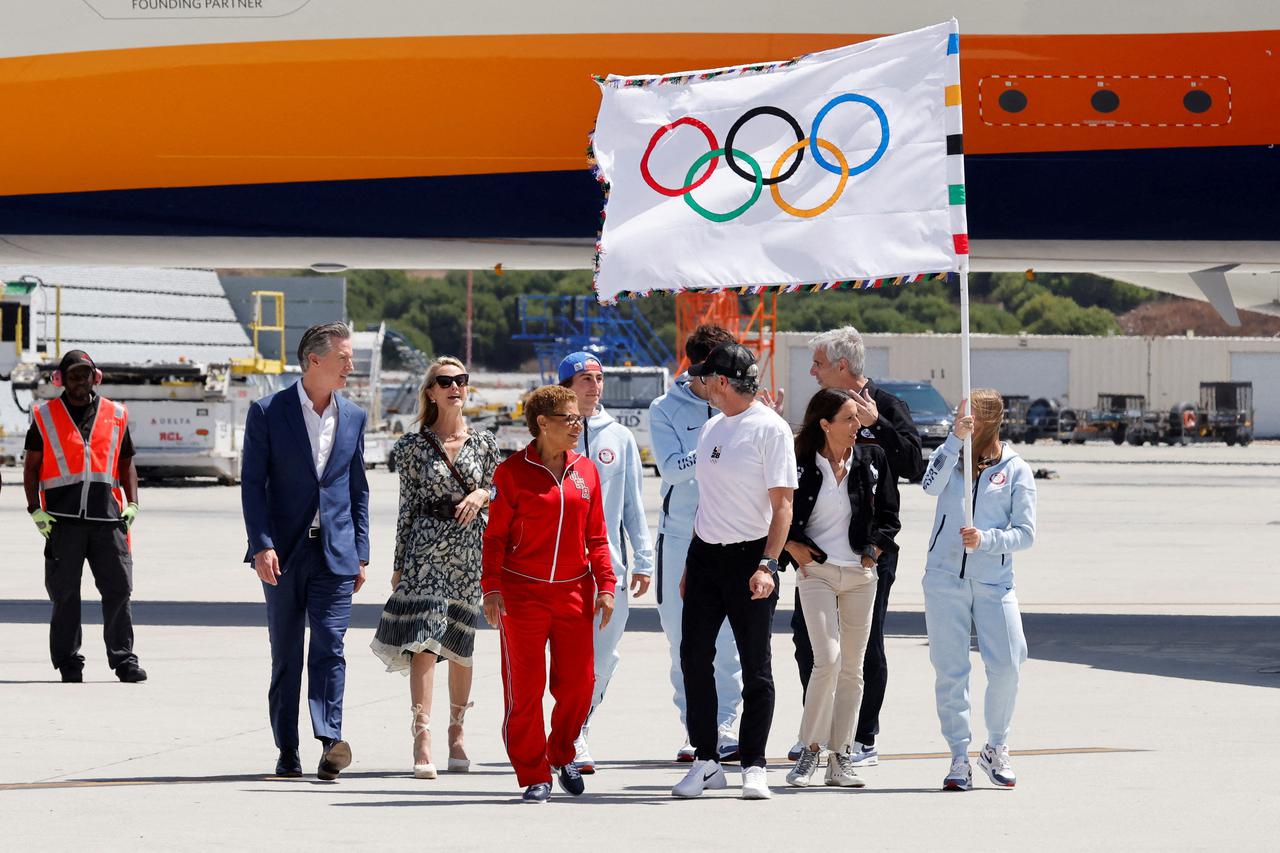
left=498, top=573, right=596, bottom=787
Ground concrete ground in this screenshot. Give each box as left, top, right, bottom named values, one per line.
left=1, top=441, right=1278, bottom=850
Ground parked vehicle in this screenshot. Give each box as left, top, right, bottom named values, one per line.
left=877, top=379, right=953, bottom=451
left=1002, top=395, right=1030, bottom=443
left=1058, top=393, right=1145, bottom=444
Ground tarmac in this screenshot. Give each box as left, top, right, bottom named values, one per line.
left=1, top=441, right=1278, bottom=851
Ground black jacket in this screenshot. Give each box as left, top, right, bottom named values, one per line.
left=781, top=444, right=901, bottom=572
left=857, top=379, right=924, bottom=481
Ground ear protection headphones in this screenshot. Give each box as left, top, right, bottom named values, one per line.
left=51, top=366, right=104, bottom=387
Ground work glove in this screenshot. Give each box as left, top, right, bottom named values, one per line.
left=121, top=503, right=140, bottom=530
left=31, top=508, right=56, bottom=539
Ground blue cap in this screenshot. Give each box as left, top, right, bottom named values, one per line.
left=558, top=351, right=604, bottom=383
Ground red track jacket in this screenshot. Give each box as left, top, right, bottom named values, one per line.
left=481, top=442, right=616, bottom=596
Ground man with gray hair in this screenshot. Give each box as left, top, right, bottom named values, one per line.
left=241, top=321, right=371, bottom=781
left=787, top=325, right=923, bottom=767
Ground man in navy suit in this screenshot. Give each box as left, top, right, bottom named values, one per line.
left=241, top=322, right=370, bottom=780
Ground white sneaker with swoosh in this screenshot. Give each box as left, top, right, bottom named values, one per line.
left=672, top=759, right=727, bottom=798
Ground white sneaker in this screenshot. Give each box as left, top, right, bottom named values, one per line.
left=672, top=759, right=727, bottom=798
left=848, top=742, right=879, bottom=767
left=978, top=743, right=1016, bottom=788
left=573, top=734, right=595, bottom=774
left=716, top=726, right=740, bottom=762
left=825, top=750, right=866, bottom=788
left=785, top=746, right=820, bottom=787
left=943, top=755, right=972, bottom=791
left=741, top=765, right=772, bottom=800
left=676, top=739, right=697, bottom=763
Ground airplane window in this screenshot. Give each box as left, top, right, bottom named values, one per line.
left=1091, top=90, right=1120, bottom=113
left=1183, top=90, right=1212, bottom=114
left=998, top=90, right=1027, bottom=113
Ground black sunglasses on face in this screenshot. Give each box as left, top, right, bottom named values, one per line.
left=433, top=374, right=469, bottom=389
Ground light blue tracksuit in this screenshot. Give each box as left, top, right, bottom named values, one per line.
left=921, top=433, right=1036, bottom=757
left=578, top=407, right=654, bottom=725
left=648, top=375, right=742, bottom=730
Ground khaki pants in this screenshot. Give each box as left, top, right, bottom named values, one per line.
left=796, top=561, right=878, bottom=753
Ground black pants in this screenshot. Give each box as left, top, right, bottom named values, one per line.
left=681, top=535, right=778, bottom=768
left=44, top=520, right=137, bottom=671
left=792, top=549, right=897, bottom=746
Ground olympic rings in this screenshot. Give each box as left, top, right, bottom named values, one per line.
left=724, top=106, right=804, bottom=186
left=770, top=138, right=848, bottom=218
left=641, top=93, right=888, bottom=220
left=641, top=117, right=719, bottom=197
left=809, top=94, right=889, bottom=177
left=682, top=148, right=762, bottom=223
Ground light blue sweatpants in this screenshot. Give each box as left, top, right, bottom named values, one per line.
left=585, top=576, right=629, bottom=727
left=922, top=570, right=1028, bottom=757
left=656, top=533, right=742, bottom=730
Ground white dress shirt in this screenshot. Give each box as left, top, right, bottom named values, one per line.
left=807, top=449, right=861, bottom=567
left=297, top=379, right=337, bottom=527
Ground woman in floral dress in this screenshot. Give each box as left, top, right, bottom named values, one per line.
left=371, top=356, right=499, bottom=778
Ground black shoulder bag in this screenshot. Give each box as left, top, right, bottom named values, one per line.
left=421, top=430, right=474, bottom=521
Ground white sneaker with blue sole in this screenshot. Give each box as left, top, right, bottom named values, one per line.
left=943, top=755, right=972, bottom=791
left=978, top=743, right=1017, bottom=788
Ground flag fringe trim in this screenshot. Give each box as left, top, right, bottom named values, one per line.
left=592, top=56, right=808, bottom=90
left=599, top=272, right=956, bottom=303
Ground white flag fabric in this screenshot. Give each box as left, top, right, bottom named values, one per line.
left=590, top=20, right=968, bottom=303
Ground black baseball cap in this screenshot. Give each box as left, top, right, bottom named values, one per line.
left=58, top=350, right=96, bottom=375
left=688, top=342, right=759, bottom=381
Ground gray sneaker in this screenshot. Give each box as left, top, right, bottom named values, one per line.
left=785, top=746, right=821, bottom=787
left=825, top=750, right=867, bottom=788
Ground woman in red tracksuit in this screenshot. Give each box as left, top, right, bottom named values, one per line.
left=482, top=385, right=616, bottom=803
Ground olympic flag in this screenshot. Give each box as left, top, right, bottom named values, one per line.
left=589, top=20, right=967, bottom=304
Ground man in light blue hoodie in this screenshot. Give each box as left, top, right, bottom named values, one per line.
left=648, top=326, right=744, bottom=763
left=559, top=351, right=654, bottom=773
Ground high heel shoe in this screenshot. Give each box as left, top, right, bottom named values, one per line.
left=447, top=701, right=473, bottom=773
left=411, top=703, right=437, bottom=779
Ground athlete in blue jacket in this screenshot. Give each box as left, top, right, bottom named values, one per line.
left=921, top=390, right=1036, bottom=792
left=559, top=352, right=654, bottom=773
left=648, top=326, right=744, bottom=762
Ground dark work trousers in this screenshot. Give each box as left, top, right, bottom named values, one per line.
left=681, top=535, right=778, bottom=768
left=792, top=549, right=897, bottom=746
left=263, top=536, right=355, bottom=751
left=44, top=519, right=137, bottom=671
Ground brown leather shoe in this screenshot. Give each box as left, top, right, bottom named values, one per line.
left=317, top=740, right=352, bottom=781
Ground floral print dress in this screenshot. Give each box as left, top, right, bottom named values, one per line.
left=371, top=428, right=499, bottom=670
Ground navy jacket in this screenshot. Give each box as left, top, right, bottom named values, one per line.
left=240, top=382, right=370, bottom=575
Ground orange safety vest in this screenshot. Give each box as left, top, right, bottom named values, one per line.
left=33, top=395, right=128, bottom=521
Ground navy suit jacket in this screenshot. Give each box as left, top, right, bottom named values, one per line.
left=240, top=381, right=371, bottom=576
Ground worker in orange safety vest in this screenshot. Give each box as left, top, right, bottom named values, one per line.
left=22, top=350, right=147, bottom=684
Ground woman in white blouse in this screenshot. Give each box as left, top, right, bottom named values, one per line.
left=781, top=388, right=901, bottom=789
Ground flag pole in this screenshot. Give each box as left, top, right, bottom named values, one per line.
left=960, top=264, right=974, bottom=546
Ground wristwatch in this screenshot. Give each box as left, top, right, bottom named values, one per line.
left=759, top=557, right=780, bottom=574
left=862, top=546, right=881, bottom=562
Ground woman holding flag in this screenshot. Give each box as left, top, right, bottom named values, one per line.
left=920, top=390, right=1036, bottom=791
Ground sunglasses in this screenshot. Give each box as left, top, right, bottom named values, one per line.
left=546, top=413, right=585, bottom=427
left=432, top=374, right=469, bottom=389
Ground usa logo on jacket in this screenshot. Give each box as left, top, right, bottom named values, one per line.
left=597, top=448, right=616, bottom=465
left=568, top=469, right=590, bottom=499
left=990, top=471, right=1008, bottom=486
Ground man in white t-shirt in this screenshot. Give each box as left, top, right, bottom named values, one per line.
left=671, top=343, right=797, bottom=802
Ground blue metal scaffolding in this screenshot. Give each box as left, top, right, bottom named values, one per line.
left=512, top=294, right=674, bottom=383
